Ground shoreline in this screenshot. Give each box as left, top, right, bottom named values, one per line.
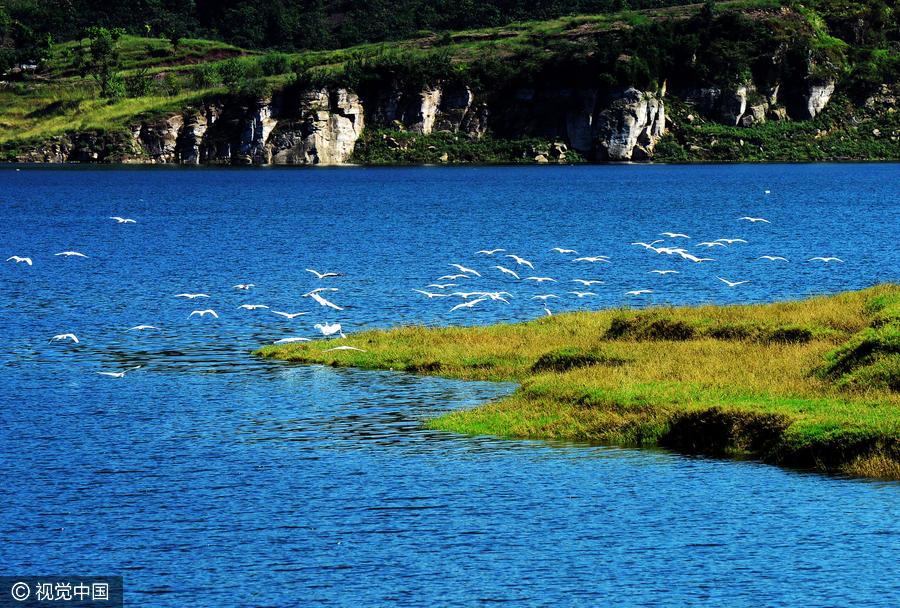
left=256, top=285, right=900, bottom=480
left=5, top=158, right=900, bottom=168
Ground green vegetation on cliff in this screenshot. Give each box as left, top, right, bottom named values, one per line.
left=654, top=91, right=900, bottom=162
left=257, top=285, right=900, bottom=480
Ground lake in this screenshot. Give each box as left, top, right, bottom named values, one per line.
left=2, top=163, right=900, bottom=607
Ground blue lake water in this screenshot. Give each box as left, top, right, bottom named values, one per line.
left=2, top=163, right=900, bottom=607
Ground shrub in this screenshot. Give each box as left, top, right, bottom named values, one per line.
left=532, top=347, right=630, bottom=374
left=239, top=77, right=271, bottom=99
left=258, top=52, right=290, bottom=76
left=124, top=67, right=152, bottom=98
left=218, top=57, right=245, bottom=88
left=817, top=324, right=900, bottom=390
left=163, top=72, right=181, bottom=96
left=863, top=292, right=900, bottom=327
left=605, top=313, right=695, bottom=341
left=190, top=62, right=220, bottom=89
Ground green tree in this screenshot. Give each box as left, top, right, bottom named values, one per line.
left=0, top=5, right=11, bottom=40
left=165, top=27, right=183, bottom=55
left=9, top=22, right=54, bottom=70
left=74, top=27, right=122, bottom=99
left=700, top=0, right=717, bottom=27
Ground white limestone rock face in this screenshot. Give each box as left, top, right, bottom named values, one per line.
left=718, top=87, right=748, bottom=127
left=805, top=78, right=835, bottom=120
left=271, top=89, right=364, bottom=165
left=239, top=101, right=279, bottom=163
left=365, top=85, right=481, bottom=136
left=594, top=88, right=665, bottom=160
left=411, top=87, right=442, bottom=134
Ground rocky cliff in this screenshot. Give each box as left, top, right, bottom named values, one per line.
left=7, top=72, right=844, bottom=164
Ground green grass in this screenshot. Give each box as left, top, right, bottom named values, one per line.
left=0, top=35, right=251, bottom=145
left=256, top=285, right=900, bottom=480
left=0, top=90, right=216, bottom=146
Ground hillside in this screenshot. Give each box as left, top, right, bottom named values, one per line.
left=1, top=0, right=900, bottom=163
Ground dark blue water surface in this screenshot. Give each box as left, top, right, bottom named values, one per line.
left=2, top=164, right=900, bottom=607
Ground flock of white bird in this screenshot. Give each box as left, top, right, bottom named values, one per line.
left=6, top=215, right=367, bottom=378
left=8, top=211, right=845, bottom=378
left=406, top=215, right=844, bottom=318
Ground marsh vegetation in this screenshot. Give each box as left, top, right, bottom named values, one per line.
left=258, top=284, right=900, bottom=479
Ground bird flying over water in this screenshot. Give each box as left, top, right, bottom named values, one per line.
left=311, top=292, right=343, bottom=310
left=7, top=256, right=32, bottom=265
left=272, top=311, right=310, bottom=319
left=626, top=289, right=652, bottom=295
left=97, top=365, right=141, bottom=378
left=680, top=253, right=715, bottom=263
left=475, top=249, right=505, bottom=255
left=51, top=333, right=79, bottom=343
left=55, top=251, right=88, bottom=258
left=450, top=298, right=487, bottom=312
left=505, top=254, right=534, bottom=269
left=125, top=325, right=158, bottom=332
left=307, top=269, right=341, bottom=279
left=238, top=304, right=269, bottom=310
left=717, top=276, right=749, bottom=287
left=572, top=256, right=611, bottom=263
left=632, top=240, right=663, bottom=249
left=551, top=247, right=578, bottom=254
left=757, top=256, right=788, bottom=262
left=176, top=293, right=209, bottom=299
left=448, top=263, right=481, bottom=276
left=413, top=289, right=449, bottom=298
left=234, top=284, right=255, bottom=290
left=572, top=279, right=604, bottom=285
left=481, top=292, right=511, bottom=304
left=738, top=217, right=770, bottom=223
left=189, top=309, right=218, bottom=318
left=808, top=257, right=844, bottom=263
left=491, top=266, right=520, bottom=279
left=110, top=217, right=136, bottom=223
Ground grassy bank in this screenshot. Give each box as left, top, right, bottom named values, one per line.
left=256, top=284, right=900, bottom=480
